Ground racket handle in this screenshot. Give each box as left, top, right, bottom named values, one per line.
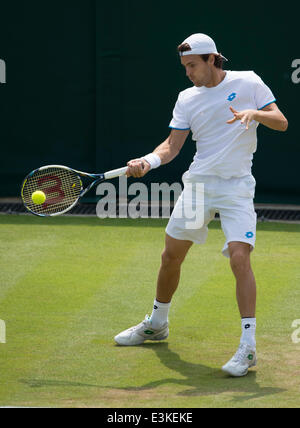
left=104, top=166, right=128, bottom=180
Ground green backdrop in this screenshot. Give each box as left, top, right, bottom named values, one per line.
left=0, top=0, right=299, bottom=203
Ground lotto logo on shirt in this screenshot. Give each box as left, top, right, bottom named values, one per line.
left=227, top=92, right=237, bottom=101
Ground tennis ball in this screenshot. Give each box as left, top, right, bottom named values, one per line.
left=32, top=190, right=46, bottom=205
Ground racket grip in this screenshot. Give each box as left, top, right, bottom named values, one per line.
left=104, top=166, right=128, bottom=180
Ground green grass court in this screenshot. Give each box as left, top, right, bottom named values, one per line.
left=0, top=215, right=300, bottom=408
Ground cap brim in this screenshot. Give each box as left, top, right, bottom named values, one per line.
left=179, top=49, right=229, bottom=61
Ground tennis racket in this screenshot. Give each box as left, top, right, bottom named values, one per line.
left=21, top=164, right=128, bottom=217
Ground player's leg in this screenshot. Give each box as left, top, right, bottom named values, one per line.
left=228, top=241, right=256, bottom=319
left=220, top=205, right=257, bottom=350
left=114, top=171, right=213, bottom=346
left=149, top=234, right=193, bottom=329
left=156, top=233, right=193, bottom=303
left=222, top=240, right=258, bottom=376
left=150, top=175, right=214, bottom=331
left=114, top=234, right=193, bottom=346
left=217, top=175, right=258, bottom=376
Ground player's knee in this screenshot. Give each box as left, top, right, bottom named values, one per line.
left=230, top=250, right=250, bottom=273
left=161, top=249, right=184, bottom=267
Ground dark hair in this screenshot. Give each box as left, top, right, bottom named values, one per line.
left=201, top=53, right=223, bottom=69
left=177, top=43, right=192, bottom=54
left=177, top=43, right=224, bottom=69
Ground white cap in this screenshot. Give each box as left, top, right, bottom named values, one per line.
left=179, top=33, right=228, bottom=61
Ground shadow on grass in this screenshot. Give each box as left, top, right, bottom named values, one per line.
left=131, top=342, right=286, bottom=403
left=20, top=342, right=285, bottom=404
left=19, top=379, right=101, bottom=388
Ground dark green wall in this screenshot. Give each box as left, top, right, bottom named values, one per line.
left=0, top=0, right=299, bottom=203
left=0, top=0, right=95, bottom=195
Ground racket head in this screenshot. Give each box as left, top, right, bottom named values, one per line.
left=21, top=165, right=83, bottom=216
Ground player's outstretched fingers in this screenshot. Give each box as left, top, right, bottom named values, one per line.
left=227, top=117, right=237, bottom=124
left=240, top=113, right=250, bottom=129
left=227, top=106, right=239, bottom=124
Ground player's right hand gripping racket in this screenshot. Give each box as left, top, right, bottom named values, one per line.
left=21, top=164, right=128, bottom=217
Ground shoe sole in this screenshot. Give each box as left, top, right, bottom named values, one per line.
left=222, top=358, right=257, bottom=377
left=150, top=334, right=169, bottom=342
left=115, top=333, right=169, bottom=346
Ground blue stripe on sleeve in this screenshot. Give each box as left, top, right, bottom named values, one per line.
left=169, top=126, right=190, bottom=130
left=258, top=99, right=276, bottom=110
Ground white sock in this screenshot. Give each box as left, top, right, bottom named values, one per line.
left=150, top=299, right=171, bottom=329
left=241, top=318, right=256, bottom=348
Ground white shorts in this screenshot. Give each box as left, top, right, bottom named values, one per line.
left=166, top=171, right=257, bottom=258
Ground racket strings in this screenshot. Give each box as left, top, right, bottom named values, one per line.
left=22, top=167, right=82, bottom=215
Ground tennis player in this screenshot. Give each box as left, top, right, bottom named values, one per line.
left=114, top=33, right=288, bottom=377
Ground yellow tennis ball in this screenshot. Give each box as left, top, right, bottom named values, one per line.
left=32, top=191, right=46, bottom=205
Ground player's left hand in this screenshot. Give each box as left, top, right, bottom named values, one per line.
left=226, top=107, right=257, bottom=130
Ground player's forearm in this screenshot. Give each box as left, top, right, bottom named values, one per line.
left=153, top=137, right=181, bottom=165
left=254, top=110, right=288, bottom=132
left=140, top=130, right=188, bottom=173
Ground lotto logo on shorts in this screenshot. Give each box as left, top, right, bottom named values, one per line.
left=245, top=231, right=254, bottom=238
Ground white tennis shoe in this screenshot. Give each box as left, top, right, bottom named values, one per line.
left=222, top=343, right=257, bottom=377
left=114, top=315, right=169, bottom=346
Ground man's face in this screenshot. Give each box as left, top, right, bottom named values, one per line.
left=180, top=54, right=213, bottom=87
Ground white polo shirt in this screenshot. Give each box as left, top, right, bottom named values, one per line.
left=169, top=70, right=276, bottom=178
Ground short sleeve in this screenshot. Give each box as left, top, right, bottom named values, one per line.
left=169, top=93, right=190, bottom=130
left=252, top=72, right=276, bottom=110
